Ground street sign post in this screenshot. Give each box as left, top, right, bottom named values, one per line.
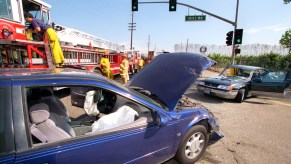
left=185, top=15, right=206, bottom=21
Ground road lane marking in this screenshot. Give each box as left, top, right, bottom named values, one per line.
left=267, top=100, right=291, bottom=107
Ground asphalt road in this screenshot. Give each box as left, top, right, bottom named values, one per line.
left=187, top=71, right=291, bottom=164
left=116, top=70, right=291, bottom=164
left=186, top=85, right=290, bottom=164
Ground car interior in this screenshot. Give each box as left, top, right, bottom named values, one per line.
left=260, top=70, right=287, bottom=82
left=26, top=86, right=153, bottom=145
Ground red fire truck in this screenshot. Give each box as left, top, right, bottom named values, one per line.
left=0, top=0, right=137, bottom=75
left=125, top=50, right=141, bottom=74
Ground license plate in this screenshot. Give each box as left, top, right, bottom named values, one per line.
left=204, top=89, right=211, bottom=94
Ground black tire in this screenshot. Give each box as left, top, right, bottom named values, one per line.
left=234, top=88, right=245, bottom=103
left=175, top=125, right=209, bottom=164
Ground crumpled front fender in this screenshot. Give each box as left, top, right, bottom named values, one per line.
left=187, top=109, right=224, bottom=144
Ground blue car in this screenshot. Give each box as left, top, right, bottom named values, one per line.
left=0, top=53, right=223, bottom=164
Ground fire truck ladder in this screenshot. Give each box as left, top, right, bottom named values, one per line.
left=55, top=25, right=125, bottom=52
left=44, top=43, right=54, bottom=68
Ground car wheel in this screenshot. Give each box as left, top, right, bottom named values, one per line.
left=175, top=125, right=209, bottom=164
left=235, top=88, right=245, bottom=103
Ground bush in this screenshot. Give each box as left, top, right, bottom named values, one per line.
left=208, top=52, right=290, bottom=69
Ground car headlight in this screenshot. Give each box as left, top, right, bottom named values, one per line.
left=198, top=81, right=205, bottom=85
left=217, top=85, right=232, bottom=91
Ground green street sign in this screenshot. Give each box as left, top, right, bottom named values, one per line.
left=185, top=15, right=206, bottom=21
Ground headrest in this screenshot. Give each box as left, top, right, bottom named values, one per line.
left=40, top=88, right=53, bottom=99
left=29, top=103, right=50, bottom=124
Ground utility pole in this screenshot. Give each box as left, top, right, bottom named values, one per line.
left=128, top=12, right=136, bottom=50
left=147, top=35, right=151, bottom=53
left=186, top=38, right=189, bottom=52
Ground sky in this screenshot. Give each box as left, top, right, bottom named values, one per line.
left=45, top=0, right=291, bottom=53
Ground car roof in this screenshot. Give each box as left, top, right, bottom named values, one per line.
left=230, top=65, right=263, bottom=70
left=0, top=68, right=165, bottom=110
left=0, top=68, right=108, bottom=83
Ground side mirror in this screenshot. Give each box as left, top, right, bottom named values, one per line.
left=252, top=78, right=262, bottom=83
left=155, top=112, right=170, bottom=127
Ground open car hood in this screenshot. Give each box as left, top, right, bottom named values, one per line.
left=127, top=53, right=214, bottom=110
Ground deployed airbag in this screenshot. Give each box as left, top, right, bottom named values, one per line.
left=84, top=90, right=100, bottom=116
left=92, top=105, right=138, bottom=132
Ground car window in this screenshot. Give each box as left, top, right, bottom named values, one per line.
left=251, top=69, right=266, bottom=79
left=26, top=85, right=153, bottom=146
left=251, top=70, right=260, bottom=79
left=261, top=71, right=287, bottom=82
left=0, top=87, right=14, bottom=156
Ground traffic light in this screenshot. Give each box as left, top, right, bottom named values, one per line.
left=226, top=31, right=233, bottom=46
left=234, top=29, right=243, bottom=44
left=132, top=0, right=138, bottom=11
left=169, top=0, right=177, bottom=11
left=235, top=48, right=241, bottom=55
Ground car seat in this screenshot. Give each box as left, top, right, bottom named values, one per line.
left=29, top=103, right=75, bottom=143
left=40, top=88, right=71, bottom=122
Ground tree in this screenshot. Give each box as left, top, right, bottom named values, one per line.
left=279, top=29, right=291, bottom=54
left=284, top=0, right=290, bottom=4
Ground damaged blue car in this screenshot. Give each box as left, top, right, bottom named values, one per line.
left=0, top=53, right=223, bottom=164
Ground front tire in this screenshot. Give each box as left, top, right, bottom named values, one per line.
left=175, top=125, right=209, bottom=164
left=235, top=88, right=245, bottom=103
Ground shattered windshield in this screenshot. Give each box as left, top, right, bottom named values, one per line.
left=220, top=67, right=252, bottom=78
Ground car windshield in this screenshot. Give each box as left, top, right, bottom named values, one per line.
left=220, top=67, right=252, bottom=78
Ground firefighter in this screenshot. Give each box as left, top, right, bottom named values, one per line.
left=119, top=54, right=129, bottom=85
left=25, top=30, right=33, bottom=41
left=24, top=12, right=65, bottom=67
left=137, top=57, right=144, bottom=72
left=100, top=53, right=113, bottom=79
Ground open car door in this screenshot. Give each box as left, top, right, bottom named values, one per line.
left=250, top=69, right=291, bottom=98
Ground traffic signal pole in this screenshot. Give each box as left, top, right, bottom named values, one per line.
left=231, top=0, right=239, bottom=65
left=139, top=1, right=235, bottom=25
left=137, top=0, right=240, bottom=65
